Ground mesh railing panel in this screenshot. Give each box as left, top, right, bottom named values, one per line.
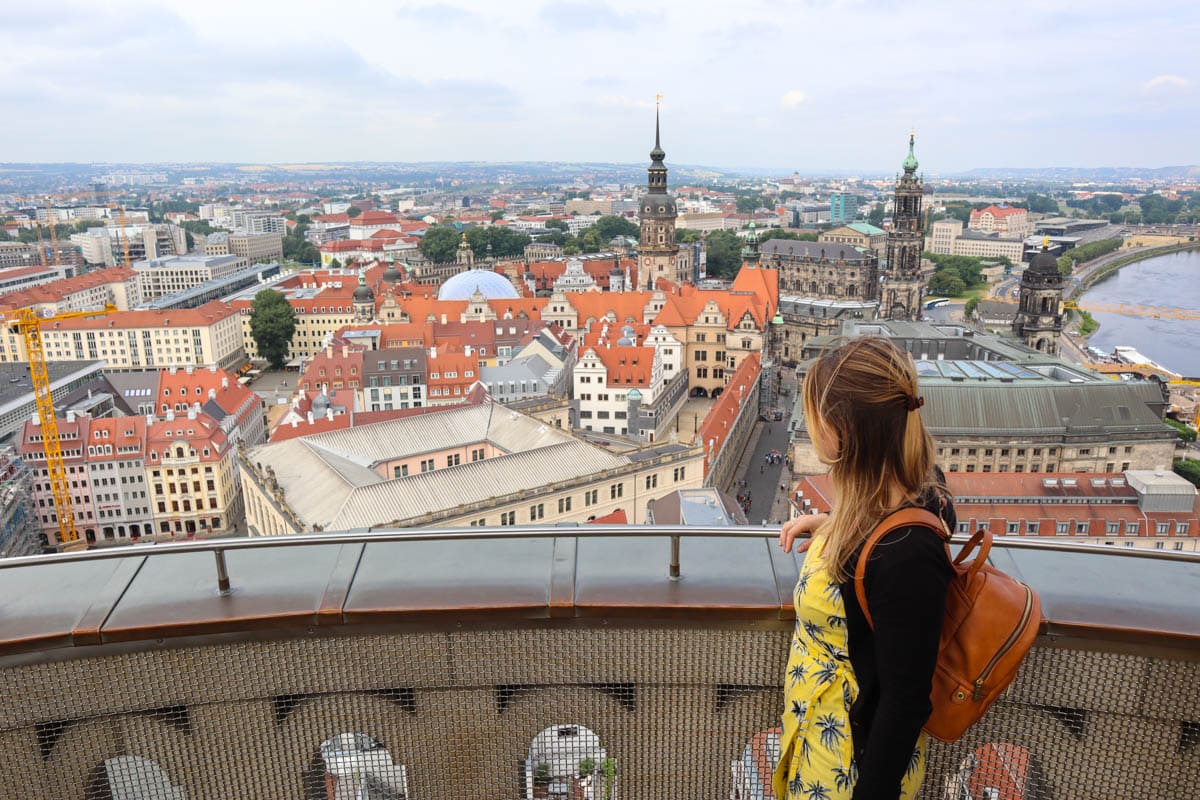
left=0, top=628, right=1196, bottom=800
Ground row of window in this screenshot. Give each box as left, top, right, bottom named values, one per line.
left=962, top=520, right=1191, bottom=536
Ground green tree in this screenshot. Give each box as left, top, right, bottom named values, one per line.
left=249, top=289, right=297, bottom=369
left=736, top=196, right=762, bottom=214
left=964, top=297, right=979, bottom=317
left=576, top=227, right=604, bottom=253
left=1166, top=419, right=1197, bottom=444
left=490, top=210, right=505, bottom=222
left=1173, top=458, right=1200, bottom=486
left=759, top=229, right=818, bottom=244
left=704, top=230, right=743, bottom=278
left=347, top=206, right=362, bottom=218
left=544, top=218, right=569, bottom=231
left=419, top=225, right=462, bottom=263
left=533, top=762, right=551, bottom=782
left=601, top=758, right=617, bottom=800
left=579, top=757, right=596, bottom=776
left=867, top=205, right=886, bottom=228
left=677, top=228, right=702, bottom=244
left=329, top=258, right=342, bottom=269
left=593, top=215, right=639, bottom=240
left=1025, top=194, right=1059, bottom=214
left=927, top=271, right=966, bottom=297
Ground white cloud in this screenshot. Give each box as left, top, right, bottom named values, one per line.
left=779, top=90, right=807, bottom=109
left=1142, top=74, right=1192, bottom=93
left=2, top=0, right=1198, bottom=168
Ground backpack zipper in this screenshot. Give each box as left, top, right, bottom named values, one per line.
left=972, top=582, right=1034, bottom=702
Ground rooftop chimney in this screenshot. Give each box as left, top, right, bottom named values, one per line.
left=209, top=388, right=217, bottom=400
left=306, top=411, right=314, bottom=424
left=326, top=408, right=334, bottom=421
left=187, top=407, right=198, bottom=421
left=66, top=410, right=76, bottom=424
left=221, top=376, right=229, bottom=389
left=31, top=412, right=40, bottom=427
left=166, top=409, right=175, bottom=421
left=290, top=417, right=297, bottom=428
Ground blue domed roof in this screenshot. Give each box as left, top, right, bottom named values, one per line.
left=437, top=269, right=520, bottom=301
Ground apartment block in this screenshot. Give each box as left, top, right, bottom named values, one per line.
left=134, top=254, right=250, bottom=300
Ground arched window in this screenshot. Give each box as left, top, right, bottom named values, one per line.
left=306, top=733, right=407, bottom=800
left=732, top=728, right=781, bottom=800
left=528, top=725, right=615, bottom=800
left=88, top=756, right=186, bottom=800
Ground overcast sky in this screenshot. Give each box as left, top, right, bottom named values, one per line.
left=2, top=0, right=1198, bottom=172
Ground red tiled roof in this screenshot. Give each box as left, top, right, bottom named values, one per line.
left=0, top=267, right=138, bottom=312
left=698, top=353, right=761, bottom=476
left=43, top=300, right=237, bottom=331
left=146, top=412, right=230, bottom=463
left=970, top=205, right=1027, bottom=219
left=590, top=345, right=653, bottom=388
left=588, top=509, right=628, bottom=524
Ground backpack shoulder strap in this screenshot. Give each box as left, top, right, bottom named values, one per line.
left=853, top=508, right=948, bottom=629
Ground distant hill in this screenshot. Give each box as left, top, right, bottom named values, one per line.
left=951, top=165, right=1200, bottom=182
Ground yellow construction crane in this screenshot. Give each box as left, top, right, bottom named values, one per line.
left=11, top=304, right=117, bottom=551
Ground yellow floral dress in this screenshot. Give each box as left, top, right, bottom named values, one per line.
left=772, top=535, right=928, bottom=799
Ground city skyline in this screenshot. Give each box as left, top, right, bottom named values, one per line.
left=2, top=0, right=1198, bottom=170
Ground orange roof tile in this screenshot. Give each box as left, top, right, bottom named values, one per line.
left=43, top=300, right=238, bottom=331
left=0, top=266, right=138, bottom=312
left=698, top=353, right=761, bottom=476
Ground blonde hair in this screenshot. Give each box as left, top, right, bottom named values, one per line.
left=802, top=336, right=942, bottom=581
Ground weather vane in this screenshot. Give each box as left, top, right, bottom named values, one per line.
left=656, top=92, right=663, bottom=107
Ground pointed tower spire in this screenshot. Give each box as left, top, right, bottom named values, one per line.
left=650, top=93, right=666, bottom=165
left=902, top=130, right=919, bottom=174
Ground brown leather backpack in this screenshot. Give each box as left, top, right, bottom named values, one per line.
left=854, top=508, right=1043, bottom=742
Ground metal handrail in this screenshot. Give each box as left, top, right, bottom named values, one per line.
left=2, top=525, right=1197, bottom=597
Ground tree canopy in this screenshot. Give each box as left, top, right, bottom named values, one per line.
left=249, top=289, right=296, bottom=369
left=419, top=224, right=462, bottom=263
left=704, top=230, right=742, bottom=278
left=927, top=271, right=966, bottom=297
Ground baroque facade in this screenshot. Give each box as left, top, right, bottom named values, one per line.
left=760, top=238, right=879, bottom=364
left=1012, top=244, right=1065, bottom=354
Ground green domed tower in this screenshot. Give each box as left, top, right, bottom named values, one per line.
left=880, top=131, right=927, bottom=321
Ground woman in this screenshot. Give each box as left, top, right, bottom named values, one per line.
left=772, top=337, right=955, bottom=800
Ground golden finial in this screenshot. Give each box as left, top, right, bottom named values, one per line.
left=656, top=92, right=663, bottom=106
left=1043, top=235, right=1049, bottom=248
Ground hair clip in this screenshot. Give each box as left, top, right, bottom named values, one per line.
left=907, top=395, right=925, bottom=411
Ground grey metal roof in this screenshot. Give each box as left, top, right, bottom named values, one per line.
left=919, top=382, right=1172, bottom=437
left=247, top=402, right=636, bottom=529
left=760, top=239, right=871, bottom=263
left=331, top=439, right=628, bottom=529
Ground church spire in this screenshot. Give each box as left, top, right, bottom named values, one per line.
left=902, top=130, right=919, bottom=174
left=647, top=95, right=668, bottom=193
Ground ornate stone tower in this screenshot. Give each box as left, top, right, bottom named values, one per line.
left=638, top=102, right=679, bottom=290
left=741, top=221, right=760, bottom=267
left=352, top=267, right=375, bottom=323
left=1013, top=242, right=1065, bottom=353
left=456, top=232, right=474, bottom=267
left=880, top=132, right=926, bottom=320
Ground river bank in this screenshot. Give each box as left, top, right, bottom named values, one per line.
left=1068, top=240, right=1200, bottom=300
left=1079, top=248, right=1200, bottom=376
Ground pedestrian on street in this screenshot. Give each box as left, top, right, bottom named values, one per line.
left=760, top=464, right=765, bottom=474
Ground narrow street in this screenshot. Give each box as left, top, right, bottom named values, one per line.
left=731, top=370, right=801, bottom=526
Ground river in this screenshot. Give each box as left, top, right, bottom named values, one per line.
left=1082, top=248, right=1200, bottom=376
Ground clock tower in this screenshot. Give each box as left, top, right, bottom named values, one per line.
left=880, top=132, right=926, bottom=321
left=638, top=102, right=680, bottom=290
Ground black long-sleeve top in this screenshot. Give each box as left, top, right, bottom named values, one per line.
left=836, top=494, right=955, bottom=800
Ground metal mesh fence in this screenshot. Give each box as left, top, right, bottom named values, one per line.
left=0, top=628, right=1196, bottom=799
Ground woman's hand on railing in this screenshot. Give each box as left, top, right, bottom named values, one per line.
left=779, top=513, right=828, bottom=553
